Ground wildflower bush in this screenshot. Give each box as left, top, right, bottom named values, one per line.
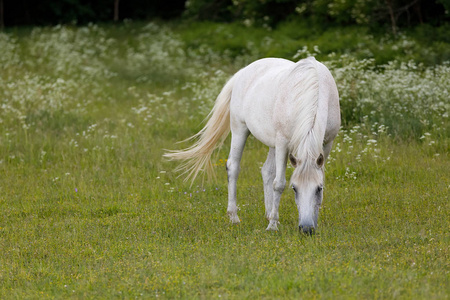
left=0, top=22, right=448, bottom=298
left=330, top=56, right=449, bottom=145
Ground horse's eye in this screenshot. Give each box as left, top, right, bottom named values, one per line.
left=316, top=186, right=323, bottom=194
left=292, top=186, right=297, bottom=193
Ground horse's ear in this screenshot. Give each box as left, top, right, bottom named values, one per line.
left=316, top=153, right=324, bottom=168
left=289, top=154, right=299, bottom=168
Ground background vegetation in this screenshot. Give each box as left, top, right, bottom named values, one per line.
left=2, top=0, right=449, bottom=31
left=0, top=0, right=449, bottom=298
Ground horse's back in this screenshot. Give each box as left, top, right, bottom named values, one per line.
left=229, top=57, right=339, bottom=148
left=232, top=58, right=294, bottom=96
left=230, top=58, right=295, bottom=146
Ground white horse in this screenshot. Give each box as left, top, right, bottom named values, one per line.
left=165, top=57, right=340, bottom=233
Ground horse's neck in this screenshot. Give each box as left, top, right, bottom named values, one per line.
left=288, top=59, right=323, bottom=160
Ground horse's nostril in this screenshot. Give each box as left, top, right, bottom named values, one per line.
left=299, top=225, right=315, bottom=236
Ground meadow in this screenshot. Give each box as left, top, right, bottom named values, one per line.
left=0, top=21, right=448, bottom=298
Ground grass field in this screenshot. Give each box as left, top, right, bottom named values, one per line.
left=0, top=22, right=449, bottom=298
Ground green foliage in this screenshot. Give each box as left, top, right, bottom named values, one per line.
left=184, top=0, right=235, bottom=21
left=0, top=22, right=448, bottom=298
left=3, top=0, right=186, bottom=26
left=175, top=19, right=450, bottom=66
left=4, top=0, right=449, bottom=35
left=437, top=0, right=450, bottom=12
left=184, top=0, right=449, bottom=30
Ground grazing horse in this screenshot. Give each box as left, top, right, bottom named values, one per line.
left=164, top=57, right=340, bottom=233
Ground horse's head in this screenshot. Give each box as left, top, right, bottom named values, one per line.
left=289, top=153, right=325, bottom=235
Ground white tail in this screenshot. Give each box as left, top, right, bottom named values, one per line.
left=164, top=76, right=235, bottom=184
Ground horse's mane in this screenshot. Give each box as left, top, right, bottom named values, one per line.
left=288, top=57, right=324, bottom=176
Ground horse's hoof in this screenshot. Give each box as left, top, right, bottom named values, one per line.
left=266, top=220, right=279, bottom=231
left=228, top=212, right=240, bottom=224
left=230, top=218, right=240, bottom=224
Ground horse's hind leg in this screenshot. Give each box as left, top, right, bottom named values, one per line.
left=261, top=147, right=275, bottom=219
left=226, top=125, right=249, bottom=224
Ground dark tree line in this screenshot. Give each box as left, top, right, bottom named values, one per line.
left=185, top=0, right=448, bottom=29
left=1, top=0, right=185, bottom=27
left=1, top=0, right=448, bottom=29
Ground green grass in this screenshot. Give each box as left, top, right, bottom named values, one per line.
left=0, top=21, right=449, bottom=298
left=1, top=138, right=448, bottom=298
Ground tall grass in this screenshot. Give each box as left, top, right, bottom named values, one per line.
left=0, top=22, right=448, bottom=298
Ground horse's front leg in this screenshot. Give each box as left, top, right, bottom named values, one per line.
left=226, top=127, right=249, bottom=224
left=266, top=141, right=288, bottom=231
left=262, top=147, right=276, bottom=219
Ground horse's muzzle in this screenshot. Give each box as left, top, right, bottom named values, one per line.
left=299, top=225, right=315, bottom=236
